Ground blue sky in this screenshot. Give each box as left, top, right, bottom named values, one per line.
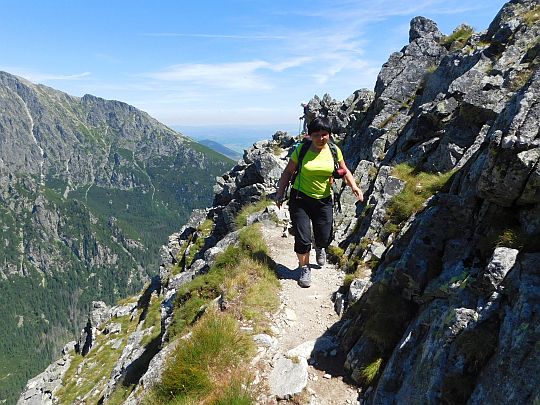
left=1, top=0, right=507, bottom=130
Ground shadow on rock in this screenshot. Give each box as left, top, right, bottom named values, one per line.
left=308, top=321, right=357, bottom=386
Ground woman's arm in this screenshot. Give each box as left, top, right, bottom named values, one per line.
left=275, top=159, right=298, bottom=208
left=338, top=160, right=364, bottom=202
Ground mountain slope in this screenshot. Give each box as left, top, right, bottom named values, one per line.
left=16, top=1, right=540, bottom=404
left=198, top=139, right=243, bottom=160
left=0, top=71, right=233, bottom=403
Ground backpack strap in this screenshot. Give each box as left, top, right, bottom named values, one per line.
left=328, top=142, right=340, bottom=171
left=290, top=140, right=311, bottom=186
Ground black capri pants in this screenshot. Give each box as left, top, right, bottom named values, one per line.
left=289, top=189, right=333, bottom=254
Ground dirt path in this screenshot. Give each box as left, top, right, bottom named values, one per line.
left=255, top=220, right=359, bottom=404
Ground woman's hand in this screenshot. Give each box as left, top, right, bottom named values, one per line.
left=275, top=158, right=297, bottom=209
left=275, top=193, right=284, bottom=209
left=351, top=185, right=364, bottom=202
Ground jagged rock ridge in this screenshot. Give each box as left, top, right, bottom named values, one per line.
left=18, top=0, right=540, bottom=404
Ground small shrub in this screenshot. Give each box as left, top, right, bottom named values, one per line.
left=359, top=237, right=373, bottom=251
left=496, top=228, right=524, bottom=249
left=359, top=358, right=383, bottom=385
left=345, top=255, right=363, bottom=274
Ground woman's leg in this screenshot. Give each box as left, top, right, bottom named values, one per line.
left=296, top=252, right=310, bottom=267
left=311, top=196, right=333, bottom=249
left=289, top=196, right=312, bottom=267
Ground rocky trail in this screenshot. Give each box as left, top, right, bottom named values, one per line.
left=252, top=214, right=360, bottom=404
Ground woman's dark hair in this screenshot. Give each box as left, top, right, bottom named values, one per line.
left=307, top=116, right=332, bottom=135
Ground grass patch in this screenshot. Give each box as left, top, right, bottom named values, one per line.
left=184, top=219, right=214, bottom=270
left=327, top=245, right=346, bottom=267
left=342, top=264, right=372, bottom=289
left=272, top=145, right=284, bottom=156
left=426, top=64, right=438, bottom=74
left=169, top=224, right=278, bottom=338
left=168, top=268, right=226, bottom=338
left=213, top=378, right=254, bottom=404
left=385, top=163, right=455, bottom=233
left=140, top=295, right=162, bottom=347
left=441, top=24, right=474, bottom=48
left=147, top=224, right=278, bottom=403
left=56, top=315, right=138, bottom=404
left=508, top=68, right=534, bottom=92
left=106, top=384, right=136, bottom=405
left=359, top=237, right=373, bottom=251
left=523, top=5, right=540, bottom=26
left=378, top=111, right=399, bottom=129
left=148, top=311, right=255, bottom=404
left=235, top=261, right=280, bottom=329
left=235, top=198, right=273, bottom=229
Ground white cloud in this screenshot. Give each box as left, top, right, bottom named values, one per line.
left=0, top=68, right=91, bottom=83
left=272, top=57, right=313, bottom=72
left=145, top=61, right=270, bottom=90
left=143, top=56, right=316, bottom=91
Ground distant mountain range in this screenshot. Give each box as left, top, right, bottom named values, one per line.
left=197, top=139, right=242, bottom=160
left=0, top=71, right=233, bottom=403
left=176, top=124, right=298, bottom=153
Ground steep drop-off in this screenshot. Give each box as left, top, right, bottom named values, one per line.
left=0, top=72, right=232, bottom=403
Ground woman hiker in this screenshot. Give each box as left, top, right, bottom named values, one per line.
left=275, top=116, right=364, bottom=288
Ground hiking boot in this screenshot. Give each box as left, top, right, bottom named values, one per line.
left=298, top=265, right=311, bottom=288
left=315, top=247, right=326, bottom=266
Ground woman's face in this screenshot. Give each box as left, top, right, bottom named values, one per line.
left=311, top=130, right=330, bottom=149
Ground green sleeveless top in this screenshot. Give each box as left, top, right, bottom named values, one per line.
left=291, top=143, right=343, bottom=199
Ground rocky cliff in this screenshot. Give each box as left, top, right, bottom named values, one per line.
left=18, top=0, right=540, bottom=404
left=0, top=72, right=232, bottom=403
